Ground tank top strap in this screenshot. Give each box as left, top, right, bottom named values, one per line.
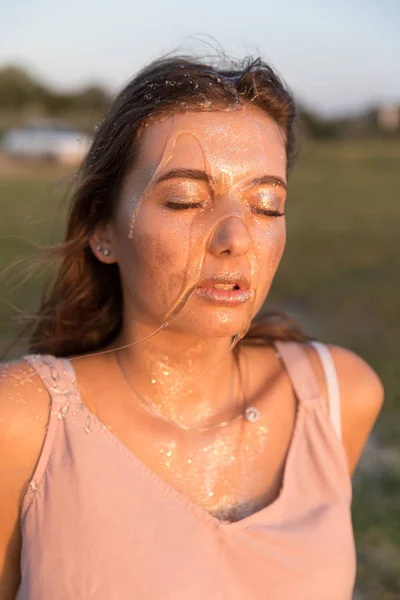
left=25, top=354, right=81, bottom=420
left=308, top=341, right=342, bottom=440
left=273, top=340, right=323, bottom=406
left=21, top=355, right=82, bottom=505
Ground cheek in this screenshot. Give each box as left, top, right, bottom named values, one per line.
left=253, top=220, right=286, bottom=293
left=130, top=228, right=183, bottom=282
left=116, top=206, right=196, bottom=306
left=140, top=232, right=184, bottom=307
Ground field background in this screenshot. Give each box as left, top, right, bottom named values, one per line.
left=0, top=139, right=399, bottom=598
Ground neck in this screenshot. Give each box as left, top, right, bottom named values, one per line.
left=110, top=320, right=243, bottom=428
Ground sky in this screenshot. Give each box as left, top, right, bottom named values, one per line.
left=0, top=0, right=399, bottom=116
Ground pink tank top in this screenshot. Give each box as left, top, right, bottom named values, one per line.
left=16, top=341, right=356, bottom=599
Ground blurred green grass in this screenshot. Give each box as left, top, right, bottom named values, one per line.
left=0, top=140, right=399, bottom=597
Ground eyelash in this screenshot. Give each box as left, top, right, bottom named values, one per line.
left=166, top=202, right=284, bottom=218
left=165, top=202, right=203, bottom=210
left=253, top=208, right=285, bottom=218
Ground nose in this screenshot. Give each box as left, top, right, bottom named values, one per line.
left=208, top=216, right=251, bottom=257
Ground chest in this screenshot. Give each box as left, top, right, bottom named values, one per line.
left=85, top=391, right=298, bottom=523
left=76, top=347, right=301, bottom=522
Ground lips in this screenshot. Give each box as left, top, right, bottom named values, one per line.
left=198, top=273, right=250, bottom=290
left=195, top=274, right=251, bottom=305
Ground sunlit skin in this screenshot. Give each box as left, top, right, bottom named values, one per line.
left=92, top=105, right=287, bottom=427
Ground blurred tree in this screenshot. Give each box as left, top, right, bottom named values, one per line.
left=298, top=104, right=341, bottom=140
left=75, top=85, right=111, bottom=112
left=0, top=65, right=112, bottom=118
left=0, top=66, right=44, bottom=110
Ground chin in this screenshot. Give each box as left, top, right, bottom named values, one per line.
left=166, top=304, right=255, bottom=340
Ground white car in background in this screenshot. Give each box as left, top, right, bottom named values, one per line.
left=2, top=120, right=92, bottom=164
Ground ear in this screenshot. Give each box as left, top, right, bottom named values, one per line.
left=89, top=222, right=117, bottom=264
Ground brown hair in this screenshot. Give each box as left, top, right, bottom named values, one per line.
left=28, top=54, right=313, bottom=357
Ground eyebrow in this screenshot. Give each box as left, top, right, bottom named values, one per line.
left=248, top=175, right=287, bottom=191
left=154, top=168, right=287, bottom=191
left=155, top=168, right=215, bottom=186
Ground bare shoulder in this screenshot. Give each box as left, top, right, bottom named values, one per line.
left=0, top=359, right=50, bottom=598
left=305, top=343, right=384, bottom=475
left=0, top=358, right=51, bottom=447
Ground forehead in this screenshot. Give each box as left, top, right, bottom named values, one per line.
left=132, top=106, right=287, bottom=185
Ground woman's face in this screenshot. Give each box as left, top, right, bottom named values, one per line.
left=108, top=105, right=287, bottom=339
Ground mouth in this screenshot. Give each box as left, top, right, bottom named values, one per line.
left=195, top=274, right=251, bottom=306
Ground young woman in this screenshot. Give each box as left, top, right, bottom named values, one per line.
left=0, top=55, right=383, bottom=599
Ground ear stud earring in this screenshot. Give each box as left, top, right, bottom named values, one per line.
left=96, top=245, right=111, bottom=257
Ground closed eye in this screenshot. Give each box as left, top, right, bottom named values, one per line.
left=165, top=202, right=204, bottom=210
left=253, top=208, right=285, bottom=217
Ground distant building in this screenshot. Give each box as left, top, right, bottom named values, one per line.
left=376, top=105, right=400, bottom=133
left=1, top=119, right=92, bottom=164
